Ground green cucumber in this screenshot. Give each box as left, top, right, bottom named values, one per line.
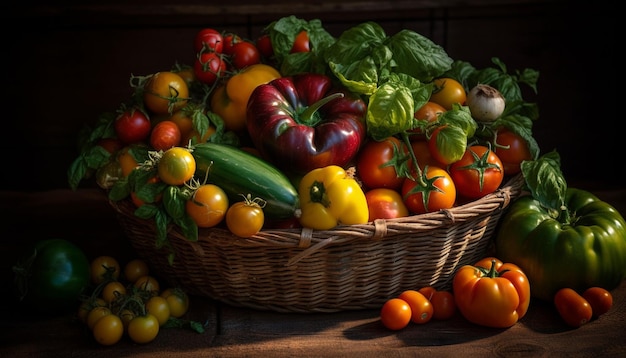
left=192, top=142, right=300, bottom=220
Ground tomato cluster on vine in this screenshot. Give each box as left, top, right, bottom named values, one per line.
left=193, top=28, right=265, bottom=86
left=78, top=255, right=202, bottom=346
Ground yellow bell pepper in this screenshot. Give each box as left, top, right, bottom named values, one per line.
left=210, top=64, right=281, bottom=133
left=298, top=165, right=369, bottom=230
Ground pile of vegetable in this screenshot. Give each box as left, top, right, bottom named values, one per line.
left=67, top=15, right=626, bottom=329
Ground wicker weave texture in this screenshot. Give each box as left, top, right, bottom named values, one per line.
left=114, top=173, right=525, bottom=313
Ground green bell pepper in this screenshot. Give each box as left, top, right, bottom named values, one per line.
left=495, top=152, right=626, bottom=301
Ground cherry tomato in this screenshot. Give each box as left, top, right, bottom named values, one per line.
left=290, top=30, right=310, bottom=53
left=230, top=41, right=261, bottom=69
left=186, top=184, right=229, bottom=228
left=380, top=298, right=412, bottom=330
left=167, top=110, right=195, bottom=139
left=173, top=65, right=196, bottom=89
left=402, top=166, right=456, bottom=214
left=365, top=188, right=409, bottom=221
left=398, top=290, right=433, bottom=324
left=114, top=109, right=151, bottom=145
left=356, top=137, right=406, bottom=191
left=182, top=126, right=216, bottom=146
left=86, top=306, right=112, bottom=330
left=92, top=314, right=123, bottom=346
left=101, top=281, right=127, bottom=303
left=90, top=256, right=121, bottom=285
left=143, top=71, right=189, bottom=115
left=429, top=77, right=467, bottom=110
left=194, top=52, right=227, bottom=85
left=117, top=145, right=140, bottom=177
left=146, top=295, right=171, bottom=326
left=256, top=34, right=273, bottom=58
left=161, top=288, right=190, bottom=318
left=119, top=308, right=135, bottom=329
left=493, top=128, right=533, bottom=175
left=449, top=145, right=504, bottom=199
left=222, top=33, right=242, bottom=56
left=419, top=287, right=457, bottom=320
left=150, top=120, right=181, bottom=151
left=134, top=275, right=160, bottom=295
left=554, top=288, right=593, bottom=328
left=128, top=314, right=160, bottom=344
left=582, top=287, right=613, bottom=318
left=194, top=28, right=223, bottom=54
left=157, top=147, right=196, bottom=186
left=225, top=197, right=265, bottom=238
left=77, top=298, right=107, bottom=324
left=123, top=259, right=150, bottom=284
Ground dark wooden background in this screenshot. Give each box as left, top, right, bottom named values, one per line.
left=3, top=0, right=621, bottom=192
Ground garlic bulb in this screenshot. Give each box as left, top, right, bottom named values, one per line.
left=466, top=84, right=505, bottom=122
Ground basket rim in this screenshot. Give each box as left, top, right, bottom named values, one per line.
left=111, top=172, right=524, bottom=245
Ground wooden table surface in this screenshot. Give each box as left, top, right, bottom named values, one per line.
left=1, top=187, right=625, bottom=357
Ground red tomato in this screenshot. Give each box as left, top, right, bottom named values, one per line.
left=429, top=77, right=467, bottom=110
left=256, top=34, right=274, bottom=58
left=582, top=287, right=613, bottom=318
left=222, top=33, right=242, bottom=56
left=290, top=30, right=310, bottom=53
left=150, top=120, right=181, bottom=151
left=380, top=298, right=412, bottom=330
left=194, top=52, right=227, bottom=85
left=493, top=128, right=533, bottom=175
left=194, top=28, right=223, bottom=54
left=402, top=166, right=456, bottom=214
left=410, top=140, right=442, bottom=170
left=356, top=137, right=406, bottom=191
left=448, top=145, right=504, bottom=200
left=398, top=290, right=433, bottom=324
left=230, top=41, right=261, bottom=69
left=554, top=288, right=593, bottom=328
left=114, top=109, right=151, bottom=144
left=365, top=188, right=409, bottom=221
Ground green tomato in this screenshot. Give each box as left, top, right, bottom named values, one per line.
left=495, top=188, right=626, bottom=302
left=13, top=239, right=90, bottom=314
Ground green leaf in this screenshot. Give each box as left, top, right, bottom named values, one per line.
left=385, top=29, right=453, bottom=83
left=438, top=105, right=477, bottom=138
left=366, top=81, right=415, bottom=140
left=433, top=125, right=467, bottom=164
left=163, top=186, right=186, bottom=219
left=520, top=150, right=568, bottom=212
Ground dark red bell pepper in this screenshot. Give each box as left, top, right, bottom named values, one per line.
left=246, top=73, right=367, bottom=174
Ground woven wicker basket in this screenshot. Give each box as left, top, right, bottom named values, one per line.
left=112, top=173, right=525, bottom=313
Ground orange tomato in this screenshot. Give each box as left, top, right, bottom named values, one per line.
left=380, top=298, right=412, bottom=330
left=429, top=78, right=467, bottom=110
left=554, top=288, right=593, bottom=328
left=582, top=287, right=613, bottom=318
left=398, top=290, right=433, bottom=324
left=186, top=184, right=229, bottom=228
